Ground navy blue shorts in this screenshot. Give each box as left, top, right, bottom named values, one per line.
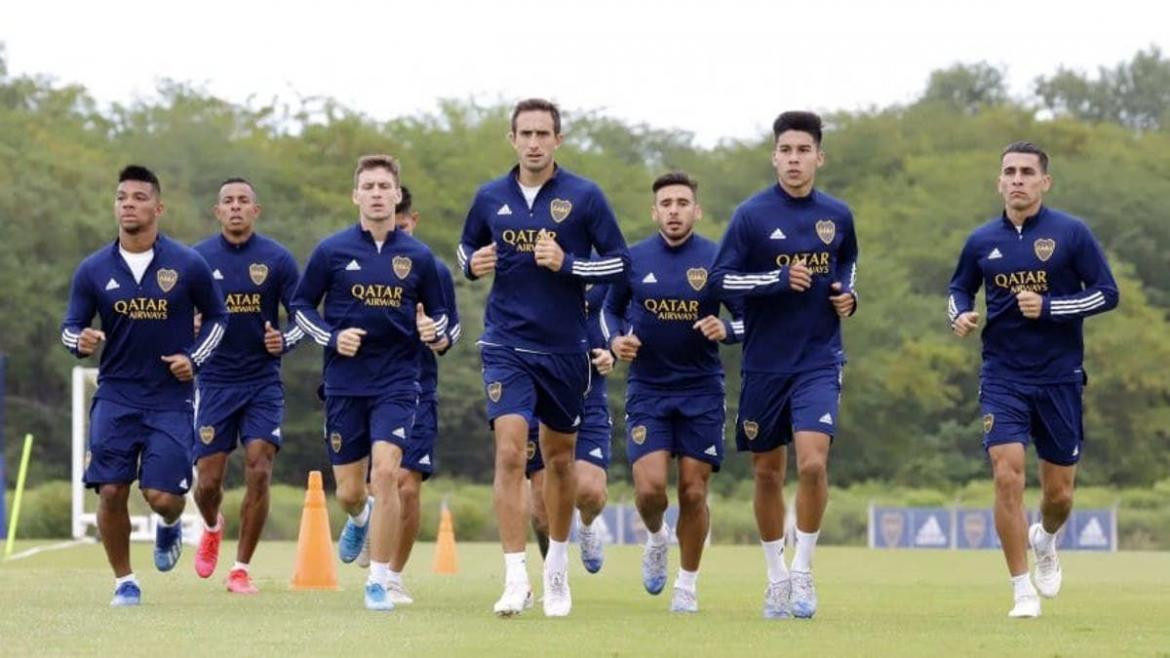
left=324, top=392, right=416, bottom=466
left=626, top=392, right=725, bottom=471
left=980, top=377, right=1084, bottom=466
left=193, top=381, right=283, bottom=461
left=735, top=367, right=842, bottom=453
left=525, top=401, right=612, bottom=477
left=403, top=396, right=437, bottom=480
left=481, top=345, right=590, bottom=433
left=85, top=399, right=193, bottom=495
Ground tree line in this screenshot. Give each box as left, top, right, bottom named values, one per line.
left=2, top=45, right=1168, bottom=490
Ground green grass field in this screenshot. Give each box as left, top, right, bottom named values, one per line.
left=2, top=540, right=1168, bottom=656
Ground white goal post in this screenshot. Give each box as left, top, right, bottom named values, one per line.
left=71, top=366, right=201, bottom=543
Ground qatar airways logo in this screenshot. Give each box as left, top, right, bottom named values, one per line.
left=351, top=284, right=404, bottom=307
left=113, top=297, right=168, bottom=320
left=993, top=270, right=1049, bottom=293
left=225, top=292, right=262, bottom=314
left=500, top=229, right=557, bottom=253
left=775, top=251, right=831, bottom=274
left=643, top=298, right=700, bottom=321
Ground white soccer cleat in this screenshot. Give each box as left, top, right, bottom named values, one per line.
left=542, top=568, right=572, bottom=617
left=790, top=571, right=818, bottom=619
left=387, top=581, right=414, bottom=605
left=763, top=578, right=792, bottom=619
left=1008, top=593, right=1041, bottom=618
left=492, top=582, right=533, bottom=617
left=670, top=587, right=699, bottom=613
left=1029, top=523, right=1063, bottom=598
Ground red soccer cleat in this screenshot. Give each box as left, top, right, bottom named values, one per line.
left=226, top=568, right=259, bottom=594
left=195, top=514, right=224, bottom=579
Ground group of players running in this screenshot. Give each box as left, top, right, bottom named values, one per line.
left=61, top=98, right=1118, bottom=620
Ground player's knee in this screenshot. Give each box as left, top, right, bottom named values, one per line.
left=496, top=442, right=527, bottom=472
left=1045, top=486, right=1074, bottom=511
left=635, top=486, right=668, bottom=512
left=796, top=456, right=827, bottom=483
left=335, top=482, right=367, bottom=510
left=98, top=484, right=129, bottom=509
left=195, top=471, right=224, bottom=498
left=144, top=490, right=184, bottom=518
left=992, top=463, right=1025, bottom=495
left=545, top=450, right=573, bottom=478
left=678, top=480, right=708, bottom=511
left=753, top=463, right=784, bottom=490
left=369, top=461, right=399, bottom=490
left=397, top=478, right=421, bottom=511
left=576, top=485, right=606, bottom=514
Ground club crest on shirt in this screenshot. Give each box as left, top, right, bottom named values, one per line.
left=983, top=414, right=995, bottom=434
left=526, top=440, right=537, bottom=461
left=631, top=425, right=647, bottom=445
left=487, top=381, right=503, bottom=403
left=686, top=267, right=708, bottom=292
left=815, top=219, right=836, bottom=245
left=392, top=256, right=412, bottom=280
left=330, top=432, right=343, bottom=453
left=156, top=268, right=178, bottom=293
left=199, top=426, right=215, bottom=445
left=743, top=420, right=759, bottom=440
left=1033, top=238, right=1056, bottom=262
left=249, top=263, right=269, bottom=286
left=550, top=198, right=572, bottom=223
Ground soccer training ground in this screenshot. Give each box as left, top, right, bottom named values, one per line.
left=2, top=541, right=1167, bottom=656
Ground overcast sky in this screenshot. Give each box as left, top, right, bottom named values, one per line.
left=4, top=0, right=1166, bottom=145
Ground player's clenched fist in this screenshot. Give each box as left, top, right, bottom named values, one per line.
left=335, top=327, right=367, bottom=357
left=160, top=353, right=194, bottom=381
left=590, top=347, right=614, bottom=376
left=611, top=332, right=641, bottom=362
left=470, top=242, right=498, bottom=277
left=415, top=303, right=439, bottom=344
left=263, top=321, right=284, bottom=356
left=952, top=311, right=981, bottom=338
left=692, top=315, right=727, bottom=342
left=828, top=282, right=855, bottom=317
left=77, top=328, right=106, bottom=356
left=1016, top=291, right=1043, bottom=319
left=787, top=260, right=812, bottom=292
left=534, top=230, right=565, bottom=272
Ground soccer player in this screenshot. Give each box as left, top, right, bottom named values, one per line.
left=948, top=142, right=1119, bottom=618
left=190, top=177, right=303, bottom=593
left=60, top=165, right=228, bottom=606
left=526, top=282, right=615, bottom=572
left=363, top=186, right=462, bottom=604
left=604, top=172, right=743, bottom=613
left=457, top=98, right=629, bottom=617
left=292, top=155, right=449, bottom=611
left=710, top=111, right=859, bottom=619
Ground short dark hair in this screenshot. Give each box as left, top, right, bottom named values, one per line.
left=772, top=111, right=823, bottom=145
left=119, top=165, right=161, bottom=196
left=394, top=185, right=413, bottom=215
left=511, top=98, right=561, bottom=134
left=652, top=172, right=698, bottom=196
left=1001, top=141, right=1049, bottom=173
left=218, top=177, right=256, bottom=199
left=353, top=154, right=400, bottom=187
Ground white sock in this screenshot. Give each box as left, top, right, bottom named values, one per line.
left=232, top=561, right=249, bottom=573
left=792, top=528, right=820, bottom=573
left=115, top=573, right=138, bottom=587
left=1012, top=573, right=1037, bottom=598
left=351, top=502, right=371, bottom=527
left=1034, top=525, right=1058, bottom=553
left=647, top=524, right=670, bottom=547
left=204, top=517, right=221, bottom=532
left=762, top=539, right=789, bottom=583
left=388, top=568, right=402, bottom=584
left=158, top=516, right=180, bottom=528
left=368, top=561, right=390, bottom=587
left=547, top=539, right=569, bottom=573
left=675, top=568, right=698, bottom=592
left=504, top=552, right=528, bottom=586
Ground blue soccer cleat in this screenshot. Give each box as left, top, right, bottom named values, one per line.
left=364, top=582, right=395, bottom=611
left=642, top=539, right=668, bottom=595
left=110, top=581, right=141, bottom=607
left=791, top=571, right=818, bottom=619
left=339, top=499, right=372, bottom=564
left=153, top=522, right=183, bottom=572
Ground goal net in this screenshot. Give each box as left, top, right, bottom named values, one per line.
left=72, top=366, right=201, bottom=543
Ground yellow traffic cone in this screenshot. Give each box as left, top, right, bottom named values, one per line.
left=432, top=500, right=458, bottom=574
left=290, top=471, right=339, bottom=590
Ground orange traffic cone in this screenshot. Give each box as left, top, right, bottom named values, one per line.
left=432, top=500, right=458, bottom=574
left=291, top=471, right=339, bottom=590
